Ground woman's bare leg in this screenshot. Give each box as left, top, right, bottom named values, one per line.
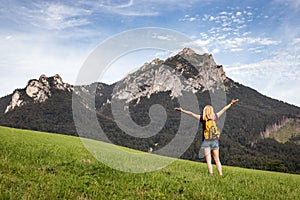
left=204, top=148, right=213, bottom=175
left=212, top=149, right=222, bottom=176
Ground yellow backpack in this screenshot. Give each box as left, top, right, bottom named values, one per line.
left=204, top=119, right=220, bottom=140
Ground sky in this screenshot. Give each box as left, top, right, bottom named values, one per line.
left=0, top=0, right=299, bottom=107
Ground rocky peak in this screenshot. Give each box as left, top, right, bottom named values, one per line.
left=177, top=47, right=197, bottom=56
left=52, top=74, right=64, bottom=89
left=150, top=58, right=164, bottom=65
left=140, top=58, right=164, bottom=72
left=112, top=48, right=227, bottom=103
left=39, top=74, right=48, bottom=85
left=26, top=78, right=51, bottom=102
left=4, top=90, right=25, bottom=113
left=4, top=74, right=73, bottom=113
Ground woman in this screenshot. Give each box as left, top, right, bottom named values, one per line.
left=175, top=99, right=238, bottom=176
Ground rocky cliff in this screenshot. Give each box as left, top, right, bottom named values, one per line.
left=4, top=74, right=73, bottom=113
left=112, top=48, right=226, bottom=104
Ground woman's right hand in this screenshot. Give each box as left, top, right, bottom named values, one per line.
left=174, top=107, right=182, bottom=112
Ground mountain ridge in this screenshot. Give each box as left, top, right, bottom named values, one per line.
left=3, top=74, right=73, bottom=113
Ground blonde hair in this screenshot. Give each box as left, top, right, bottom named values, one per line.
left=203, top=105, right=215, bottom=121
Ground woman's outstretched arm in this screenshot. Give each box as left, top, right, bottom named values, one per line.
left=216, top=99, right=239, bottom=118
left=175, top=107, right=201, bottom=120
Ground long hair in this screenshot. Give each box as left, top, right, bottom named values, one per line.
left=203, top=105, right=215, bottom=121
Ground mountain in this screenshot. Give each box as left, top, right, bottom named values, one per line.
left=0, top=74, right=76, bottom=135
left=1, top=48, right=300, bottom=173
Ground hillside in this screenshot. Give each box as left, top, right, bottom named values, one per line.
left=267, top=118, right=300, bottom=145
left=0, top=126, right=299, bottom=199
left=0, top=48, right=300, bottom=173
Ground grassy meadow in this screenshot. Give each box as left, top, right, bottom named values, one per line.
left=0, top=126, right=299, bottom=199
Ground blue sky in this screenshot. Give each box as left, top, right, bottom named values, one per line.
left=0, top=0, right=299, bottom=106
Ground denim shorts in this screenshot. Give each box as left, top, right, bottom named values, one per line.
left=201, top=139, right=219, bottom=150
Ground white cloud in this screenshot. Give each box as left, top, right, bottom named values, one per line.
left=292, top=38, right=300, bottom=44
left=189, top=17, right=197, bottom=22
left=151, top=34, right=174, bottom=41
left=226, top=45, right=299, bottom=75
left=248, top=47, right=263, bottom=53
left=219, top=11, right=230, bottom=15
left=231, top=48, right=243, bottom=52
left=224, top=44, right=300, bottom=106
left=236, top=11, right=242, bottom=16
left=191, top=38, right=213, bottom=46
left=199, top=32, right=209, bottom=39
left=222, top=27, right=233, bottom=32
left=183, top=6, right=280, bottom=55
left=209, top=16, right=215, bottom=21
left=274, top=0, right=300, bottom=8
left=179, top=15, right=199, bottom=22
left=217, top=35, right=226, bottom=40
left=5, top=35, right=13, bottom=40
left=14, top=2, right=92, bottom=30
left=199, top=9, right=251, bottom=41
left=212, top=48, right=220, bottom=54
left=0, top=32, right=90, bottom=96
left=185, top=35, right=280, bottom=55
left=83, top=0, right=204, bottom=17
left=241, top=37, right=280, bottom=45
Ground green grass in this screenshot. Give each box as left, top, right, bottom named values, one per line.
left=0, top=126, right=299, bottom=199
